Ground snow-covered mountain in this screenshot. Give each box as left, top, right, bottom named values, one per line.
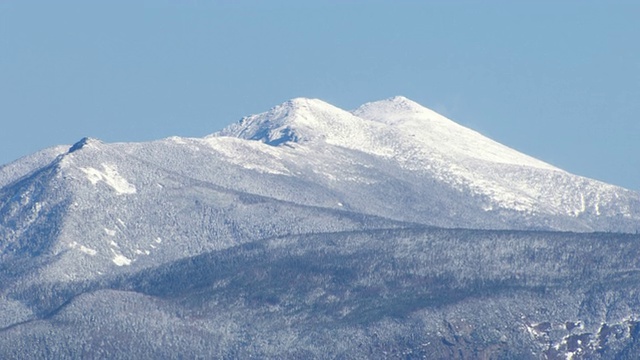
left=1, top=96, right=640, bottom=358
left=2, top=96, right=639, bottom=275
left=216, top=96, right=639, bottom=232
left=2, top=97, right=639, bottom=263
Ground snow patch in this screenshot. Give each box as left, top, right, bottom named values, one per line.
left=68, top=242, right=98, bottom=256
left=80, top=164, right=136, bottom=194
left=573, top=193, right=587, bottom=216
left=79, top=245, right=98, bottom=256
left=111, top=251, right=132, bottom=266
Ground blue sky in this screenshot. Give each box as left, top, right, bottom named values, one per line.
left=1, top=1, right=638, bottom=190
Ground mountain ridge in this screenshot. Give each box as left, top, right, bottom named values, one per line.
left=3, top=96, right=638, bottom=235
left=210, top=96, right=638, bottom=231
left=2, top=96, right=640, bottom=358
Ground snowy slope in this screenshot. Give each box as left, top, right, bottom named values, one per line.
left=1, top=95, right=639, bottom=287
left=214, top=96, right=640, bottom=231
left=0, top=145, right=69, bottom=187
left=1, top=137, right=420, bottom=293
left=354, top=96, right=556, bottom=169
left=2, top=96, right=640, bottom=358
left=354, top=97, right=638, bottom=221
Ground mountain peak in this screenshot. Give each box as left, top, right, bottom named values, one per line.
left=215, top=97, right=558, bottom=170
left=282, top=97, right=327, bottom=108
left=215, top=97, right=361, bottom=147
left=352, top=96, right=431, bottom=121
left=387, top=95, right=421, bottom=107
left=68, top=137, right=102, bottom=153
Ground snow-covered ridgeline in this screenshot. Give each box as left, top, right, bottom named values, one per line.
left=211, top=96, right=638, bottom=219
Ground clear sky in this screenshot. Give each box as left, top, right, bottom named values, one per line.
left=1, top=1, right=638, bottom=190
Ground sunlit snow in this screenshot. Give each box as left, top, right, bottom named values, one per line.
left=212, top=96, right=638, bottom=219
left=111, top=252, right=132, bottom=266
left=68, top=242, right=98, bottom=256
left=80, top=164, right=136, bottom=194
